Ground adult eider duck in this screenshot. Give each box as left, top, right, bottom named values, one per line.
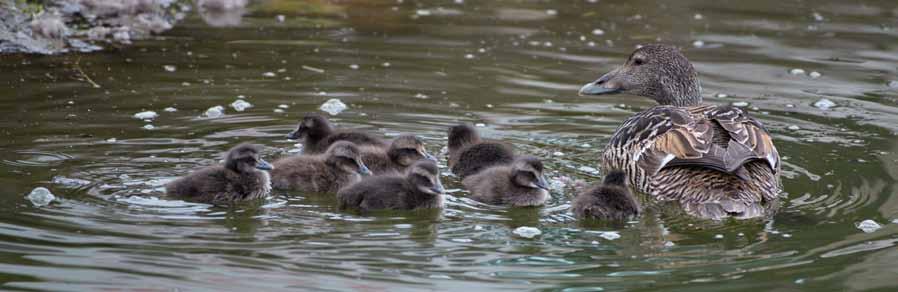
left=337, top=160, right=444, bottom=212
left=270, top=141, right=372, bottom=194
left=165, top=143, right=273, bottom=204
left=287, top=114, right=389, bottom=154
left=462, top=156, right=550, bottom=207
left=572, top=171, right=640, bottom=221
left=447, top=124, right=515, bottom=179
left=578, top=44, right=781, bottom=220
left=360, top=134, right=437, bottom=175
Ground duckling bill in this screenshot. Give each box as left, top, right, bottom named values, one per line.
left=337, top=161, right=444, bottom=212
left=270, top=141, right=371, bottom=194
left=462, top=156, right=550, bottom=207
left=572, top=171, right=640, bottom=221
left=287, top=114, right=388, bottom=154
left=165, top=143, right=273, bottom=204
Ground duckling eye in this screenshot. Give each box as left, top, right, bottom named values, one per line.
left=633, top=57, right=646, bottom=66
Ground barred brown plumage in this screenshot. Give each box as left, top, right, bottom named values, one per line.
left=580, top=44, right=782, bottom=220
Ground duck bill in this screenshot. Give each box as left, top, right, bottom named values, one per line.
left=431, top=178, right=445, bottom=194
left=358, top=163, right=372, bottom=176
left=535, top=175, right=550, bottom=191
left=579, top=69, right=622, bottom=96
left=255, top=159, right=274, bottom=170
left=285, top=129, right=300, bottom=140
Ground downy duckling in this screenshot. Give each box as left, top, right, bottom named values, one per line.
left=166, top=143, right=273, bottom=204
left=361, top=134, right=437, bottom=175
left=447, top=124, right=515, bottom=179
left=337, top=161, right=444, bottom=212
left=287, top=114, right=388, bottom=154
left=271, top=141, right=372, bottom=194
left=462, top=156, right=550, bottom=207
left=572, top=171, right=641, bottom=221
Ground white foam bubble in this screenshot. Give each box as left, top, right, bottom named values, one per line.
left=230, top=99, right=253, bottom=112
left=319, top=98, right=347, bottom=115
left=513, top=226, right=542, bottom=238
left=26, top=187, right=55, bottom=207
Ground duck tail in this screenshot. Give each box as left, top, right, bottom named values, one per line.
left=602, top=170, right=627, bottom=187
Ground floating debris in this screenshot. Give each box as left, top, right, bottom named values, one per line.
left=319, top=98, right=348, bottom=115
left=106, top=138, right=117, bottom=143
left=787, top=125, right=800, bottom=130
left=133, top=111, right=158, bottom=120
left=812, top=12, right=824, bottom=22
left=414, top=93, right=430, bottom=99
left=732, top=101, right=749, bottom=107
left=163, top=65, right=176, bottom=72
left=813, top=98, right=836, bottom=110
left=714, top=93, right=729, bottom=98
left=262, top=72, right=276, bottom=77
left=553, top=151, right=564, bottom=156
left=474, top=225, right=484, bottom=231
left=714, top=234, right=724, bottom=239
left=475, top=123, right=486, bottom=127
left=230, top=99, right=253, bottom=112
left=598, top=231, right=621, bottom=240
left=204, top=105, right=225, bottom=118
left=276, top=15, right=285, bottom=22
left=578, top=166, right=599, bottom=174
left=592, top=28, right=605, bottom=35
left=26, top=187, right=55, bottom=207
left=382, top=62, right=391, bottom=67
left=692, top=40, right=705, bottom=48
left=278, top=104, right=289, bottom=109
left=163, top=107, right=178, bottom=112
left=464, top=54, right=475, bottom=59
left=789, top=68, right=806, bottom=75
left=809, top=71, right=822, bottom=78
left=301, top=65, right=325, bottom=73
left=416, top=9, right=432, bottom=16
left=856, top=220, right=881, bottom=233
left=52, top=176, right=91, bottom=187
left=513, top=226, right=542, bottom=238
left=349, top=64, right=359, bottom=70
left=694, top=13, right=704, bottom=20
left=142, top=124, right=155, bottom=130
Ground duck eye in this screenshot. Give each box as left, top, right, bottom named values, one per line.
left=633, top=57, right=645, bottom=66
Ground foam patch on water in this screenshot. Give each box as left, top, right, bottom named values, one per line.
left=813, top=98, right=836, bottom=110
left=204, top=105, right=225, bottom=118
left=513, top=226, right=542, bottom=238
left=319, top=98, right=347, bottom=115
left=51, top=176, right=91, bottom=187
left=230, top=99, right=253, bottom=112
left=26, top=187, right=55, bottom=207
left=856, top=219, right=882, bottom=233
left=133, top=111, right=158, bottom=120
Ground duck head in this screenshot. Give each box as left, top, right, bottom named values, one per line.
left=287, top=114, right=333, bottom=140
left=511, top=156, right=550, bottom=191
left=579, top=44, right=702, bottom=107
left=408, top=160, right=444, bottom=195
left=389, top=134, right=437, bottom=166
left=225, top=143, right=273, bottom=173
left=447, top=124, right=481, bottom=150
left=326, top=141, right=371, bottom=176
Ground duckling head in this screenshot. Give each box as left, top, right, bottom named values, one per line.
left=589, top=171, right=640, bottom=220
left=511, top=156, right=550, bottom=191
left=579, top=44, right=702, bottom=107
left=326, top=141, right=371, bottom=176
left=225, top=143, right=273, bottom=173
left=287, top=114, right=333, bottom=140
left=389, top=135, right=437, bottom=166
left=447, top=124, right=481, bottom=151
left=407, top=161, right=444, bottom=195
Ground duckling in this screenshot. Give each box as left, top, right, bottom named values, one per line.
left=165, top=143, right=273, bottom=204
left=287, top=114, right=388, bottom=154
left=462, top=156, right=550, bottom=207
left=578, top=43, right=781, bottom=220
left=360, top=134, right=437, bottom=175
left=337, top=161, right=444, bottom=212
left=572, top=171, right=641, bottom=221
left=270, top=141, right=372, bottom=194
left=447, top=124, right=515, bottom=179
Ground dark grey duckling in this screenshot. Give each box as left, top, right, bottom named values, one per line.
left=286, top=114, right=389, bottom=154
left=337, top=161, right=444, bottom=212
left=572, top=171, right=641, bottom=221
left=447, top=124, right=515, bottom=179
left=462, top=156, right=550, bottom=207
left=360, top=134, right=437, bottom=175
left=270, top=141, right=372, bottom=194
left=165, top=143, right=273, bottom=204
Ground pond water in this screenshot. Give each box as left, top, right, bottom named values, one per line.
left=2, top=0, right=898, bottom=291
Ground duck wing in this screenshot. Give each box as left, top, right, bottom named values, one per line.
left=622, top=105, right=779, bottom=179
